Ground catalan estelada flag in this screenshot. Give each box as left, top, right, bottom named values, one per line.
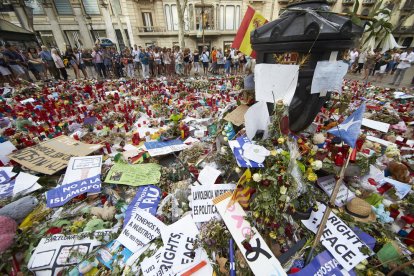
left=227, top=168, right=253, bottom=208
left=232, top=6, right=267, bottom=58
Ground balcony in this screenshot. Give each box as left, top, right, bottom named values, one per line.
left=362, top=0, right=376, bottom=6
left=394, top=25, right=414, bottom=34
left=136, top=25, right=236, bottom=37
left=137, top=26, right=167, bottom=33
left=326, top=0, right=337, bottom=5
left=342, top=0, right=355, bottom=5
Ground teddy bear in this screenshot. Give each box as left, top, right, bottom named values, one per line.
left=388, top=161, right=411, bottom=183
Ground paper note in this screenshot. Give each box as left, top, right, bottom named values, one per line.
left=213, top=192, right=286, bottom=276
left=244, top=101, right=270, bottom=140
left=62, top=155, right=103, bottom=185
left=105, top=163, right=161, bottom=186
left=8, top=135, right=102, bottom=175
left=197, top=166, right=221, bottom=186
left=0, top=141, right=16, bottom=164
left=117, top=209, right=164, bottom=252
left=254, top=64, right=299, bottom=105
left=224, top=105, right=249, bottom=126
left=362, top=118, right=390, bottom=133
left=302, top=203, right=370, bottom=271
left=311, top=61, right=348, bottom=94
left=13, top=172, right=39, bottom=196
left=317, top=175, right=355, bottom=207
left=191, top=184, right=236, bottom=222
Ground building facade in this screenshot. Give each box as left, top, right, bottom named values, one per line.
left=1, top=0, right=413, bottom=52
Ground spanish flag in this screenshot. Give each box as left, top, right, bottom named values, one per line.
left=232, top=6, right=267, bottom=58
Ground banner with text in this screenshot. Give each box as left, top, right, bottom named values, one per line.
left=124, top=185, right=161, bottom=227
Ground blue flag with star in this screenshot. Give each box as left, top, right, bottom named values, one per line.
left=328, top=103, right=365, bottom=148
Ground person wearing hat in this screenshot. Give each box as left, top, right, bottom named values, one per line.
left=344, top=197, right=376, bottom=223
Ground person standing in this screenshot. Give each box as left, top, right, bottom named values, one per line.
left=210, top=47, right=217, bottom=74
left=27, top=47, right=46, bottom=81
left=140, top=48, right=150, bottom=78
left=132, top=44, right=141, bottom=76
left=92, top=46, right=106, bottom=79
left=216, top=48, right=224, bottom=75
left=74, top=48, right=88, bottom=79
left=355, top=49, right=366, bottom=74
left=193, top=49, right=200, bottom=75
left=123, top=48, right=134, bottom=78
left=389, top=48, right=414, bottom=87
left=349, top=48, right=359, bottom=72
left=3, top=43, right=26, bottom=79
left=82, top=49, right=96, bottom=79
left=224, top=49, right=232, bottom=76
left=154, top=48, right=162, bottom=77
left=51, top=48, right=67, bottom=80
left=201, top=48, right=209, bottom=75
left=175, top=47, right=183, bottom=75
left=65, top=45, right=80, bottom=79
left=39, top=45, right=59, bottom=80
left=363, top=49, right=375, bottom=81
left=163, top=48, right=172, bottom=76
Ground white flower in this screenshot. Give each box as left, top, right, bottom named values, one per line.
left=235, top=167, right=241, bottom=173
left=220, top=146, right=228, bottom=154
left=311, top=160, right=323, bottom=170
left=252, top=173, right=262, bottom=182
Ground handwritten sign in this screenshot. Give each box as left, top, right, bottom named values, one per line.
left=213, top=192, right=286, bottom=276
left=301, top=203, right=370, bottom=271
left=124, top=185, right=161, bottom=227
left=191, top=184, right=236, bottom=222
left=317, top=176, right=354, bottom=207
left=117, top=210, right=164, bottom=252
left=8, top=136, right=102, bottom=175
left=105, top=163, right=161, bottom=186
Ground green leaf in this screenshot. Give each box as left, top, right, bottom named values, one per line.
left=296, top=161, right=306, bottom=173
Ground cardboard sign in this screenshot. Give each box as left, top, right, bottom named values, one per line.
left=62, top=155, right=103, bottom=185
left=255, top=64, right=299, bottom=105
left=213, top=192, right=286, bottom=276
left=117, top=210, right=164, bottom=252
left=229, top=136, right=265, bottom=168
left=124, top=185, right=161, bottom=227
left=105, top=163, right=161, bottom=186
left=28, top=230, right=113, bottom=275
left=8, top=135, right=102, bottom=175
left=191, top=184, right=236, bottom=222
left=46, top=174, right=101, bottom=208
left=362, top=118, right=390, bottom=133
left=301, top=203, right=370, bottom=271
left=224, top=105, right=249, bottom=126
left=311, top=61, right=348, bottom=94
left=144, top=139, right=188, bottom=157
left=317, top=176, right=355, bottom=207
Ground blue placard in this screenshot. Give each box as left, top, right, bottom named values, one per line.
left=0, top=170, right=11, bottom=184
left=123, top=185, right=161, bottom=227
left=231, top=136, right=264, bottom=168
left=46, top=174, right=101, bottom=208
left=144, top=139, right=183, bottom=150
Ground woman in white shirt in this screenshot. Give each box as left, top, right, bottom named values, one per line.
left=216, top=48, right=224, bottom=74
left=51, top=48, right=67, bottom=80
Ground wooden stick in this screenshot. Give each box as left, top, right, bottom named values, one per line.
left=306, top=147, right=353, bottom=264
left=387, top=258, right=414, bottom=276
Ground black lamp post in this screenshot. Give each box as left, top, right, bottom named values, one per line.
left=251, top=0, right=363, bottom=132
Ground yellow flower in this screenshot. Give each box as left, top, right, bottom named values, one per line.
left=253, top=211, right=260, bottom=218
left=264, top=217, right=270, bottom=224
left=308, top=173, right=317, bottom=182
left=277, top=137, right=285, bottom=144
left=269, top=232, right=277, bottom=239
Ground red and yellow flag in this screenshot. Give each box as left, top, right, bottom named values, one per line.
left=227, top=168, right=252, bottom=208
left=232, top=6, right=267, bottom=58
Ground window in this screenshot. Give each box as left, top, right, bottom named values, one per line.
left=38, top=31, right=57, bottom=48
left=25, top=0, right=44, bottom=15
left=171, top=5, right=179, bottom=31
left=65, top=30, right=82, bottom=48
left=361, top=8, right=369, bottom=16
left=142, top=12, right=154, bottom=32
left=225, top=6, right=235, bottom=30
left=219, top=6, right=224, bottom=30
left=83, top=0, right=100, bottom=15
left=112, top=0, right=122, bottom=15
left=402, top=37, right=413, bottom=47
left=235, top=6, right=240, bottom=28
left=165, top=5, right=172, bottom=31
left=55, top=0, right=73, bottom=15
left=195, top=6, right=214, bottom=30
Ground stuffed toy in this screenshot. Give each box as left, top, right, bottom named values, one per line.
left=90, top=202, right=116, bottom=221
left=388, top=161, right=411, bottom=183
left=0, top=216, right=17, bottom=253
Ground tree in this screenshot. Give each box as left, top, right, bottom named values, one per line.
left=176, top=0, right=189, bottom=50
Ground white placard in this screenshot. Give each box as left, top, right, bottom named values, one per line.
left=381, top=177, right=411, bottom=199
left=317, top=176, right=354, bottom=207
left=62, top=155, right=103, bottom=185
left=213, top=192, right=286, bottom=276
left=362, top=118, right=390, bottom=133
left=302, top=203, right=370, bottom=271
left=191, top=184, right=236, bottom=222
left=197, top=166, right=221, bottom=186
left=0, top=141, right=17, bottom=164
left=244, top=101, right=270, bottom=140
left=13, top=172, right=40, bottom=196
left=117, top=209, right=164, bottom=252
left=254, top=64, right=299, bottom=105
left=366, top=136, right=395, bottom=147
left=311, top=61, right=348, bottom=94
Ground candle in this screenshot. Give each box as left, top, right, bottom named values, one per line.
left=105, top=142, right=112, bottom=154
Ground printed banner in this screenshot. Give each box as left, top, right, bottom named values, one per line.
left=317, top=176, right=355, bottom=207
left=144, top=139, right=188, bottom=157
left=46, top=174, right=101, bottom=208
left=117, top=209, right=164, bottom=253
left=301, top=203, right=370, bottom=271
left=61, top=155, right=102, bottom=185
left=191, top=184, right=236, bottom=222
left=213, top=192, right=286, bottom=276
left=28, top=230, right=113, bottom=276
left=96, top=240, right=133, bottom=270
left=8, top=135, right=102, bottom=175
left=105, top=163, right=161, bottom=186
left=229, top=136, right=264, bottom=168
left=124, top=185, right=161, bottom=227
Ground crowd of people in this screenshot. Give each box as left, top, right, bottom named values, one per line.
left=0, top=42, right=251, bottom=86
left=345, top=47, right=414, bottom=86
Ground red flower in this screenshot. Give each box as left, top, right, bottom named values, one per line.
left=46, top=227, right=62, bottom=235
